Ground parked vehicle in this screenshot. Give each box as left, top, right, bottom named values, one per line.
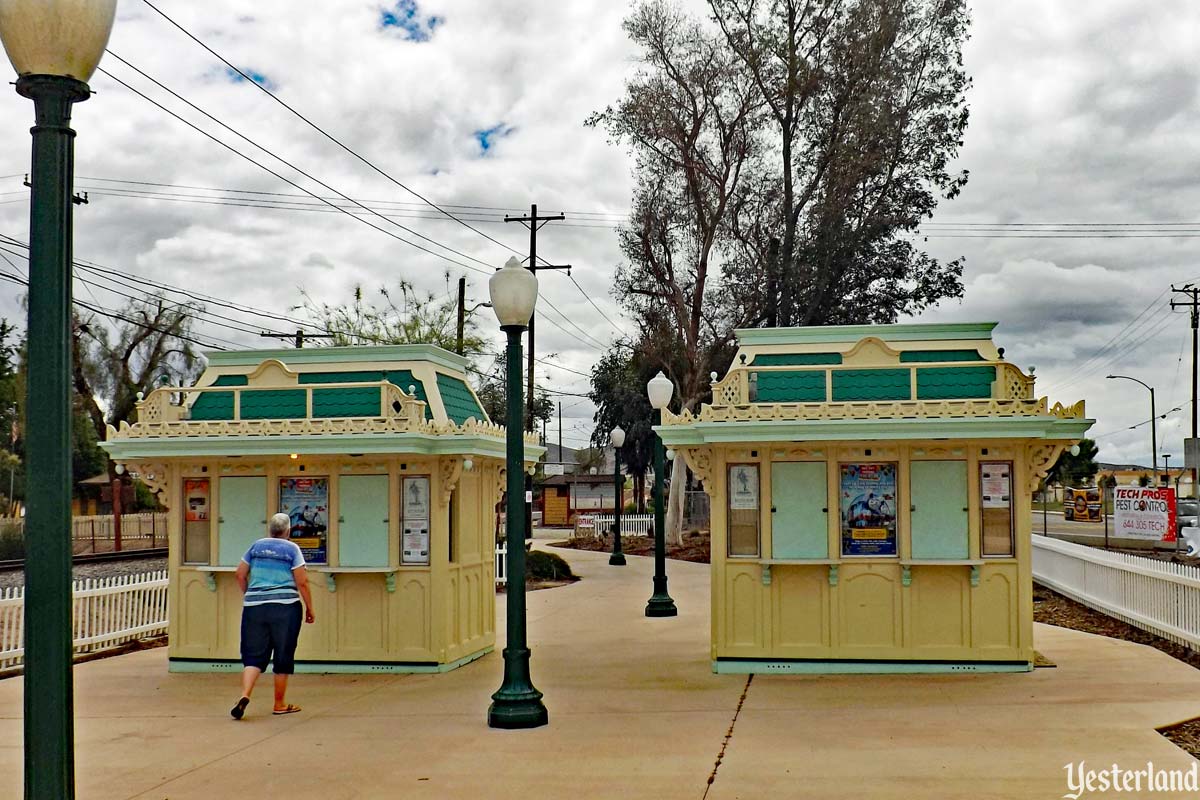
left=1063, top=487, right=1102, bottom=522
left=1178, top=498, right=1199, bottom=537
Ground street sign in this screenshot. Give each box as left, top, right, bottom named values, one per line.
left=1186, top=437, right=1200, bottom=470
left=543, top=463, right=565, bottom=476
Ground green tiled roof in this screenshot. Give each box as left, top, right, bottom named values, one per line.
left=299, top=370, right=432, bottom=419
left=915, top=366, right=996, bottom=400
left=755, top=371, right=826, bottom=403
left=189, top=374, right=247, bottom=420
left=436, top=373, right=486, bottom=424
left=240, top=389, right=306, bottom=419
left=899, top=349, right=984, bottom=363
left=832, top=369, right=911, bottom=401
left=753, top=352, right=843, bottom=366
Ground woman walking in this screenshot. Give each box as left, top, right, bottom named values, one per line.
left=230, top=512, right=315, bottom=719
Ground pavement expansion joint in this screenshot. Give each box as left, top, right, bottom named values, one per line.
left=703, top=674, right=753, bottom=799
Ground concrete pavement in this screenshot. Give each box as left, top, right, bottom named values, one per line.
left=3, top=543, right=1200, bottom=799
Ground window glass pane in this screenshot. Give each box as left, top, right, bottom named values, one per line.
left=980, top=462, right=1014, bottom=556
left=727, top=464, right=760, bottom=557
left=839, top=463, right=898, bottom=556
left=183, top=478, right=210, bottom=564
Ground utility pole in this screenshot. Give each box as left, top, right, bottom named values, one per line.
left=1171, top=284, right=1200, bottom=499
left=259, top=329, right=336, bottom=348
left=558, top=402, right=562, bottom=465
left=504, top=204, right=570, bottom=536
left=456, top=276, right=466, bottom=356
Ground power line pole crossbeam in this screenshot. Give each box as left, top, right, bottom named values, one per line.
left=1171, top=284, right=1200, bottom=500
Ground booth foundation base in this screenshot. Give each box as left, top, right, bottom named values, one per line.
left=169, top=647, right=493, bottom=675
left=712, top=658, right=1032, bottom=675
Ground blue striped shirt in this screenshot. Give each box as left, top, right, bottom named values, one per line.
left=242, top=538, right=305, bottom=606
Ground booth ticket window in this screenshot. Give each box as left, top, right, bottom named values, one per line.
left=279, top=477, right=329, bottom=564
left=980, top=462, right=1014, bottom=557
left=183, top=478, right=211, bottom=564
left=727, top=464, right=760, bottom=557
left=840, top=463, right=898, bottom=556
left=402, top=476, right=431, bottom=565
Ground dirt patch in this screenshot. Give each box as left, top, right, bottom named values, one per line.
left=552, top=530, right=711, bottom=564
left=1034, top=584, right=1200, bottom=757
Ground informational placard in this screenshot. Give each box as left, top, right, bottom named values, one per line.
left=184, top=478, right=210, bottom=522
left=1113, top=486, right=1177, bottom=542
left=980, top=463, right=1011, bottom=509
left=279, top=477, right=329, bottom=563
left=840, top=463, right=898, bottom=556
left=729, top=464, right=759, bottom=510
left=543, top=463, right=565, bottom=476
left=402, top=476, right=431, bottom=565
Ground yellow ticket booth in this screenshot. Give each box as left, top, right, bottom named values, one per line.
left=657, top=323, right=1093, bottom=673
left=102, top=344, right=542, bottom=673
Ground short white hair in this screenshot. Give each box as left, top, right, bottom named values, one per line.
left=268, top=513, right=292, bottom=537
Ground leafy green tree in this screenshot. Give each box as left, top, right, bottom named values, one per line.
left=474, top=349, right=554, bottom=430
left=1048, top=438, right=1099, bottom=488
left=588, top=344, right=657, bottom=512
left=298, top=279, right=488, bottom=360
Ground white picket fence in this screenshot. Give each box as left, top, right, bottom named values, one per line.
left=0, top=570, right=169, bottom=672
left=574, top=513, right=654, bottom=539
left=1032, top=536, right=1200, bottom=651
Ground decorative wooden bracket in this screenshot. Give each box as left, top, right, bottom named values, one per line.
left=828, top=564, right=839, bottom=587
left=761, top=563, right=772, bottom=586
left=439, top=457, right=464, bottom=506
left=901, top=565, right=912, bottom=587
left=970, top=565, right=981, bottom=587
left=1025, top=442, right=1069, bottom=493
left=677, top=447, right=713, bottom=488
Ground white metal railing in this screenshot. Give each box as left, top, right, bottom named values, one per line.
left=574, top=513, right=654, bottom=539
left=0, top=570, right=169, bottom=672
left=1032, top=536, right=1200, bottom=651
left=2, top=513, right=169, bottom=543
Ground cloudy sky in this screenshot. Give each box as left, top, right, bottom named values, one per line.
left=0, top=0, right=1196, bottom=465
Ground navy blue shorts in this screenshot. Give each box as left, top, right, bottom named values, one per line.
left=240, top=602, right=302, bottom=673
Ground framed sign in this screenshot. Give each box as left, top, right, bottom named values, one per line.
left=183, top=478, right=211, bottom=564
left=840, top=463, right=898, bottom=556
left=279, top=477, right=329, bottom=563
left=980, top=462, right=1013, bottom=556
left=401, top=476, right=432, bottom=565
left=1113, top=487, right=1177, bottom=542
left=727, top=464, right=760, bottom=557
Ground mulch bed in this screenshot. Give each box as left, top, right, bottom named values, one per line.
left=1034, top=584, right=1200, bottom=757
left=551, top=531, right=711, bottom=564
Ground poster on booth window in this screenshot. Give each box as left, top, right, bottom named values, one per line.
left=402, top=476, right=431, bottom=565
left=279, top=477, right=329, bottom=563
left=184, top=478, right=210, bottom=522
left=840, top=463, right=898, bottom=556
left=1113, top=487, right=1176, bottom=542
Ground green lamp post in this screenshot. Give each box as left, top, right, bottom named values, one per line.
left=645, top=371, right=677, bottom=617
left=0, top=1, right=117, bottom=797
left=609, top=425, right=626, bottom=566
left=487, top=256, right=548, bottom=729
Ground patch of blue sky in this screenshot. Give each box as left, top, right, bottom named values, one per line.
left=379, top=0, right=443, bottom=42
left=475, top=124, right=515, bottom=154
left=224, top=66, right=276, bottom=91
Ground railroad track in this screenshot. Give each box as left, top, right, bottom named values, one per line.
left=0, top=547, right=168, bottom=572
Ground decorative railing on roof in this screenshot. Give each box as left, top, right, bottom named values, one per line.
left=708, top=360, right=1036, bottom=406
left=662, top=397, right=1086, bottom=425
left=112, top=383, right=536, bottom=444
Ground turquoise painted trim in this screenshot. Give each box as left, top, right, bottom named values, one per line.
left=204, top=343, right=469, bottom=373
left=655, top=416, right=1095, bottom=445
left=900, top=349, right=984, bottom=363
left=101, top=433, right=545, bottom=462
left=751, top=352, right=843, bottom=366
left=169, top=647, right=493, bottom=674
left=735, top=322, right=998, bottom=346
left=712, top=659, right=1032, bottom=674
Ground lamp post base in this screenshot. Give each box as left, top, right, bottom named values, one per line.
left=645, top=594, right=678, bottom=617
left=487, top=646, right=548, bottom=729
left=608, top=552, right=627, bottom=566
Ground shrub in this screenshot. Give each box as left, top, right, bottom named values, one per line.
left=0, top=522, right=24, bottom=560
left=525, top=550, right=576, bottom=582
